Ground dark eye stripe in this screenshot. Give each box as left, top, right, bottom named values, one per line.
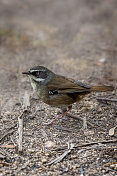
left=31, top=71, right=47, bottom=79
left=31, top=71, right=39, bottom=76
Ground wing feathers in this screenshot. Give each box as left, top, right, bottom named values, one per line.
left=47, top=75, right=90, bottom=94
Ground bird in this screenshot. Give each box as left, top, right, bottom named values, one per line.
left=22, top=66, right=114, bottom=125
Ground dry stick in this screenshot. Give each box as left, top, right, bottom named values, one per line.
left=67, top=113, right=94, bottom=127
left=74, top=139, right=117, bottom=148
left=55, top=126, right=72, bottom=132
left=7, top=123, right=17, bottom=130
left=46, top=140, right=116, bottom=166
left=17, top=91, right=30, bottom=152
left=54, top=139, right=117, bottom=152
left=18, top=114, right=23, bottom=152
left=46, top=144, right=74, bottom=166
left=0, top=110, right=27, bottom=145
left=97, top=97, right=117, bottom=103
left=83, top=116, right=87, bottom=129
left=0, top=147, right=12, bottom=158
left=0, top=122, right=17, bottom=143
left=0, top=128, right=16, bottom=143
left=10, top=136, right=17, bottom=146
left=0, top=111, right=26, bottom=144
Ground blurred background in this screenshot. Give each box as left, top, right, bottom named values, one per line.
left=0, top=1, right=117, bottom=175
left=0, top=0, right=117, bottom=114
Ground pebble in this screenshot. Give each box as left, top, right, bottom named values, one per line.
left=45, top=141, right=56, bottom=148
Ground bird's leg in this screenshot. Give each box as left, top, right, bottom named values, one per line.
left=44, top=105, right=72, bottom=126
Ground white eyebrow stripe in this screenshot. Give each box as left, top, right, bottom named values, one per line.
left=30, top=70, right=44, bottom=72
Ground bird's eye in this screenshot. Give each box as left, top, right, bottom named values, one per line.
left=31, top=71, right=40, bottom=77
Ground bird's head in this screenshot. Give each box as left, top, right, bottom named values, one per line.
left=22, top=66, right=54, bottom=84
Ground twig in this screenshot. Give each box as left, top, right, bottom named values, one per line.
left=83, top=116, right=87, bottom=129
left=7, top=123, right=17, bottom=130
left=17, top=92, right=30, bottom=152
left=10, top=136, right=17, bottom=146
left=18, top=114, right=23, bottom=152
left=17, top=110, right=28, bottom=152
left=0, top=129, right=16, bottom=143
left=46, top=140, right=117, bottom=166
left=53, top=139, right=117, bottom=151
left=0, top=147, right=12, bottom=158
left=97, top=97, right=117, bottom=103
left=0, top=111, right=27, bottom=145
left=74, top=139, right=117, bottom=148
left=54, top=126, right=72, bottom=132
left=67, top=113, right=94, bottom=127
left=46, top=143, right=74, bottom=166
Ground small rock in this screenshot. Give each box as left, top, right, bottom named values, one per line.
left=45, top=141, right=56, bottom=148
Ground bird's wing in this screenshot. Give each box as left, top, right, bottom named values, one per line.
left=47, top=75, right=90, bottom=94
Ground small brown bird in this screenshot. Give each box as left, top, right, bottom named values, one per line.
left=22, top=66, right=113, bottom=125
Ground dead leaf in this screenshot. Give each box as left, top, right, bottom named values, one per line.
left=109, top=126, right=117, bottom=136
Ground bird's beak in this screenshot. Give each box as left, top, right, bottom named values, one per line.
left=22, top=71, right=31, bottom=75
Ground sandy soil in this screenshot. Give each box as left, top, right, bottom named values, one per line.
left=0, top=0, right=117, bottom=175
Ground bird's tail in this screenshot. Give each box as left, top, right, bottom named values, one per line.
left=90, top=86, right=114, bottom=92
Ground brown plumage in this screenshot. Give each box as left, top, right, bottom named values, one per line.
left=23, top=66, right=114, bottom=125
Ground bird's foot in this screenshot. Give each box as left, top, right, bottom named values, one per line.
left=43, top=114, right=62, bottom=126
left=43, top=107, right=71, bottom=126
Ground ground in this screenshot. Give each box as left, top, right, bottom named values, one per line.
left=0, top=0, right=117, bottom=175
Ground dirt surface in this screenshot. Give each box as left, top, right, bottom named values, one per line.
left=0, top=0, right=117, bottom=175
